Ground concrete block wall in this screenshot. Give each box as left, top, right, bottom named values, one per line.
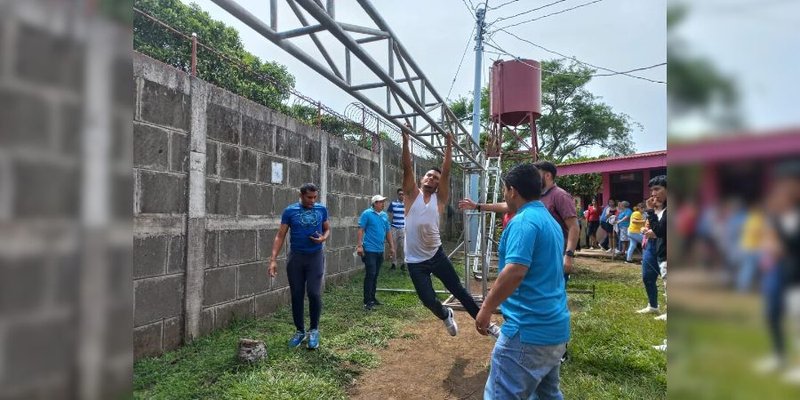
left=133, top=53, right=464, bottom=359
left=0, top=3, right=133, bottom=398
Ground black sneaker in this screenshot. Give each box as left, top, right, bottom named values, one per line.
left=364, top=302, right=374, bottom=311
left=390, top=263, right=396, bottom=270
left=373, top=299, right=383, bottom=306
left=400, top=264, right=407, bottom=272
left=561, top=350, right=570, bottom=364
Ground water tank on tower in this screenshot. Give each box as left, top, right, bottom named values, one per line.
left=490, top=59, right=542, bottom=126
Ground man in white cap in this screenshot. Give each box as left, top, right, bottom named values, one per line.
left=357, top=194, right=395, bottom=310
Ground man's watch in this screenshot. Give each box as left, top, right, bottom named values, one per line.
left=564, top=250, right=575, bottom=258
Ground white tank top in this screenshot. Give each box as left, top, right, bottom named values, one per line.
left=404, top=191, right=442, bottom=263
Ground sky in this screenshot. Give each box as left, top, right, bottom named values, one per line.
left=669, top=0, right=800, bottom=137
left=182, top=0, right=668, bottom=155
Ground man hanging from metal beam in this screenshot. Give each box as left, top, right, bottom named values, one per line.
left=400, top=123, right=496, bottom=337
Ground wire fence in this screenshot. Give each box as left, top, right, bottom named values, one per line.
left=133, top=6, right=412, bottom=154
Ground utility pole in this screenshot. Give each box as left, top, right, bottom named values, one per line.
left=467, top=7, right=486, bottom=254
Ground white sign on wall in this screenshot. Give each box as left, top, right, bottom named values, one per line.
left=271, top=162, right=283, bottom=184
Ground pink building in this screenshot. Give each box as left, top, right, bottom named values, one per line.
left=557, top=151, right=667, bottom=206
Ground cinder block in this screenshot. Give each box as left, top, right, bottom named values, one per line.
left=255, top=288, right=289, bottom=317
left=133, top=321, right=162, bottom=359
left=258, top=229, right=278, bottom=260
left=133, top=123, right=169, bottom=170
left=139, top=171, right=187, bottom=214
left=206, top=103, right=240, bottom=144
left=206, top=142, right=218, bottom=176
left=205, top=179, right=238, bottom=216
left=219, top=230, right=256, bottom=266
left=133, top=236, right=167, bottom=278
left=134, top=275, right=184, bottom=326
left=205, top=231, right=218, bottom=268
left=270, top=259, right=289, bottom=290
left=14, top=160, right=80, bottom=217
left=203, top=266, right=237, bottom=306
left=240, top=149, right=258, bottom=182
left=238, top=262, right=269, bottom=297
left=219, top=144, right=240, bottom=180
left=200, top=308, right=214, bottom=336
left=328, top=147, right=339, bottom=169
left=358, top=158, right=371, bottom=177
left=15, top=23, right=84, bottom=92
left=163, top=316, right=183, bottom=352
left=171, top=132, right=188, bottom=172
left=0, top=256, right=46, bottom=317
left=341, top=151, right=355, bottom=173
left=215, top=298, right=253, bottom=329
left=239, top=184, right=271, bottom=216
left=304, top=138, right=320, bottom=164
left=167, top=235, right=185, bottom=273
left=326, top=194, right=339, bottom=219
left=140, top=80, right=190, bottom=131
left=242, top=115, right=274, bottom=153
left=274, top=127, right=287, bottom=155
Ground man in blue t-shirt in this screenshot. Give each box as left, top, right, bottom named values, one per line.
left=476, top=163, right=570, bottom=399
left=269, top=183, right=330, bottom=350
left=357, top=195, right=395, bottom=310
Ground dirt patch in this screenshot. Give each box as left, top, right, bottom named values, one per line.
left=349, top=257, right=626, bottom=399
left=348, top=309, right=495, bottom=400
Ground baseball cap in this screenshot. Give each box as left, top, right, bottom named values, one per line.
left=371, top=194, right=387, bottom=204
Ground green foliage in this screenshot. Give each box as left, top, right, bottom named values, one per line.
left=134, top=0, right=295, bottom=110
left=133, top=259, right=665, bottom=399
left=667, top=3, right=739, bottom=128
left=449, top=60, right=638, bottom=163
left=556, top=155, right=604, bottom=199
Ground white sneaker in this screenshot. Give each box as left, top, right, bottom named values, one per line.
left=636, top=306, right=659, bottom=314
left=655, top=313, right=667, bottom=321
left=783, top=366, right=800, bottom=384
left=652, top=339, right=667, bottom=351
left=754, top=355, right=784, bottom=374
left=487, top=323, right=501, bottom=340
left=443, top=307, right=458, bottom=336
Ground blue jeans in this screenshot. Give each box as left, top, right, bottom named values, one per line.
left=287, top=250, right=325, bottom=332
left=737, top=252, right=760, bottom=292
left=362, top=251, right=383, bottom=305
left=642, top=244, right=660, bottom=308
left=484, top=332, right=566, bottom=400
left=627, top=232, right=643, bottom=261
left=762, top=263, right=785, bottom=357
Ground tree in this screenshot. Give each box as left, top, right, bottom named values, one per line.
left=667, top=3, right=740, bottom=129
left=449, top=59, right=639, bottom=163
left=555, top=156, right=603, bottom=200
left=134, top=0, right=295, bottom=110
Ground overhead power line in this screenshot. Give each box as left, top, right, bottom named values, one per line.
left=487, top=0, right=521, bottom=11
left=446, top=25, right=477, bottom=101
left=496, top=0, right=605, bottom=30
left=493, top=28, right=666, bottom=84
left=491, top=0, right=570, bottom=25
left=484, top=39, right=666, bottom=82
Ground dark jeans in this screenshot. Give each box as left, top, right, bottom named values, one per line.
left=362, top=251, right=383, bottom=305
left=642, top=244, right=660, bottom=308
left=762, top=263, right=785, bottom=357
left=407, top=247, right=480, bottom=319
left=587, top=221, right=600, bottom=243
left=287, top=250, right=325, bottom=332
left=600, top=222, right=613, bottom=249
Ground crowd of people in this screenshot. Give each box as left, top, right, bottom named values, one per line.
left=264, top=123, right=671, bottom=398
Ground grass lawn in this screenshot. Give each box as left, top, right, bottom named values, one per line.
left=134, top=259, right=666, bottom=399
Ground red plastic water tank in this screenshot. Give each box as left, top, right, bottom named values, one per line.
left=490, top=59, right=542, bottom=126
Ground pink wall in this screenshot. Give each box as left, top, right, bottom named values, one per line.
left=602, top=172, right=611, bottom=205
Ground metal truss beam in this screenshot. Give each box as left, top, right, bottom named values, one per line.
left=210, top=0, right=484, bottom=171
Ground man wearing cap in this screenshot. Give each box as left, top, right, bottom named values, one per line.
left=357, top=195, right=395, bottom=311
